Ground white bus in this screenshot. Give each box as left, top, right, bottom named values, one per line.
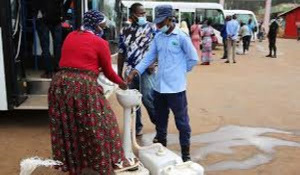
left=0, top=0, right=121, bottom=111
left=224, top=10, right=259, bottom=40
left=122, top=1, right=225, bottom=46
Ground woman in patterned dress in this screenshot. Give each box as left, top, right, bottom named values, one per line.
left=191, top=18, right=202, bottom=60
left=48, top=10, right=139, bottom=175
left=201, top=19, right=215, bottom=65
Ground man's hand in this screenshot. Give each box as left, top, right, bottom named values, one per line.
left=126, top=69, right=139, bottom=84
left=119, top=82, right=128, bottom=90
left=146, top=64, right=156, bottom=74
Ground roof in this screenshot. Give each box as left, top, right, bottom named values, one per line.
left=279, top=6, right=300, bottom=17
left=122, top=1, right=224, bottom=10
left=224, top=10, right=255, bottom=16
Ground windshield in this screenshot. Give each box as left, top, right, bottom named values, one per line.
left=196, top=9, right=225, bottom=31
left=236, top=14, right=257, bottom=26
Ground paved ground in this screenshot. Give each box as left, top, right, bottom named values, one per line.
left=1, top=38, right=300, bottom=175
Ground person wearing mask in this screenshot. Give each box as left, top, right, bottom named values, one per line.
left=126, top=5, right=199, bottom=162
left=266, top=17, right=279, bottom=58
left=48, top=10, right=139, bottom=174
left=191, top=17, right=202, bottom=59
left=225, top=14, right=240, bottom=64
left=201, top=19, right=215, bottom=65
left=220, top=16, right=231, bottom=59
left=180, top=21, right=190, bottom=36
left=118, top=3, right=157, bottom=138
left=240, top=22, right=251, bottom=54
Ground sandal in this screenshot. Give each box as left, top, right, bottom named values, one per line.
left=113, top=158, right=139, bottom=173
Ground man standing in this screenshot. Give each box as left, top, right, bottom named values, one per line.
left=220, top=16, right=231, bottom=59
left=225, top=14, right=240, bottom=64
left=126, top=5, right=199, bottom=162
left=266, top=17, right=279, bottom=58
left=33, top=0, right=70, bottom=78
left=118, top=3, right=156, bottom=137
left=296, top=21, right=300, bottom=41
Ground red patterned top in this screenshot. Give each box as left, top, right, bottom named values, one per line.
left=59, top=31, right=123, bottom=85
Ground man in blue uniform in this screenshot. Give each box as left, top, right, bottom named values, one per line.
left=126, top=5, right=199, bottom=162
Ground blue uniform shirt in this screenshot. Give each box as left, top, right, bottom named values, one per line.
left=135, top=27, right=199, bottom=93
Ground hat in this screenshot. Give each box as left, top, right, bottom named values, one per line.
left=154, top=5, right=173, bottom=24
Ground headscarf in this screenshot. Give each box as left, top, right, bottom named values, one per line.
left=83, top=10, right=106, bottom=37
left=180, top=21, right=190, bottom=36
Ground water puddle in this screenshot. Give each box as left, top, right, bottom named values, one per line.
left=138, top=125, right=300, bottom=171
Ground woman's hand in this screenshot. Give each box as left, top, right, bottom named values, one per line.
left=119, top=82, right=128, bottom=90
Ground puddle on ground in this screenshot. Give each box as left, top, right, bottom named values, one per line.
left=138, top=125, right=300, bottom=172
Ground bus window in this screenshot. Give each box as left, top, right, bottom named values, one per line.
left=145, top=8, right=153, bottom=22
left=206, top=9, right=224, bottom=25
left=87, top=0, right=120, bottom=53
left=195, top=9, right=205, bottom=24
left=236, top=14, right=252, bottom=24
left=181, top=12, right=194, bottom=27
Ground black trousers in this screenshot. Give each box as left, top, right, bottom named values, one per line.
left=222, top=38, right=228, bottom=58
left=268, top=37, right=277, bottom=56
left=242, top=35, right=251, bottom=53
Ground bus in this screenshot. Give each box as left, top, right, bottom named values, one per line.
left=122, top=1, right=225, bottom=47
left=0, top=0, right=122, bottom=111
left=224, top=10, right=259, bottom=40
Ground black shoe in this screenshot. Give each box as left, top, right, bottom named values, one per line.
left=224, top=60, right=230, bottom=63
left=233, top=61, right=236, bottom=64
left=181, top=145, right=191, bottom=162
left=221, top=57, right=227, bottom=59
left=153, top=135, right=158, bottom=143
left=157, top=138, right=167, bottom=147
left=266, top=54, right=272, bottom=57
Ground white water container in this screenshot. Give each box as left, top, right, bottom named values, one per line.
left=161, top=161, right=204, bottom=175
left=138, top=144, right=183, bottom=175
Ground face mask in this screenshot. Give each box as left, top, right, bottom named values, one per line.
left=159, top=25, right=170, bottom=33
left=137, top=17, right=147, bottom=26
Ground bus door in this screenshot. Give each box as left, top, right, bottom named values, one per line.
left=0, top=0, right=83, bottom=110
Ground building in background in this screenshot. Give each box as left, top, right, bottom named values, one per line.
left=279, top=6, right=300, bottom=38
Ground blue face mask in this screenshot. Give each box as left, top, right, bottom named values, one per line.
left=159, top=25, right=170, bottom=33
left=137, top=17, right=147, bottom=26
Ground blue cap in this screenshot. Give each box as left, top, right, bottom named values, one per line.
left=154, top=5, right=173, bottom=24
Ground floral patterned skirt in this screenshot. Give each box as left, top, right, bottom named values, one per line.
left=48, top=68, right=125, bottom=175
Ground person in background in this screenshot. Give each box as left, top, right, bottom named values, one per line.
left=225, top=14, right=240, bottom=64
left=191, top=17, right=202, bottom=59
left=220, top=16, right=231, bottom=59
left=33, top=0, right=70, bottom=78
left=180, top=21, right=190, bottom=36
left=258, top=21, right=265, bottom=42
left=240, top=22, right=251, bottom=54
left=248, top=18, right=255, bottom=41
left=126, top=5, right=199, bottom=162
left=118, top=3, right=157, bottom=137
left=48, top=10, right=139, bottom=174
left=201, top=19, right=214, bottom=65
left=296, top=21, right=300, bottom=41
left=266, top=17, right=279, bottom=58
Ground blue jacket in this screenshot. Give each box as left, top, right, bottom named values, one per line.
left=221, top=23, right=227, bottom=39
